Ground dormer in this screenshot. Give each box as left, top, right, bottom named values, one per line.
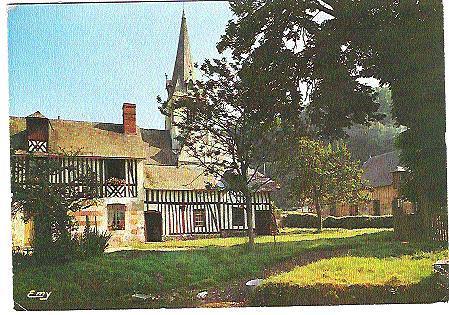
left=26, top=111, right=49, bottom=153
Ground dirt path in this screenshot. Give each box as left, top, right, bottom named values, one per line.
left=198, top=247, right=352, bottom=308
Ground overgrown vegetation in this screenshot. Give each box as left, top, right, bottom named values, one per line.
left=11, top=154, right=99, bottom=264
left=78, top=216, right=111, bottom=259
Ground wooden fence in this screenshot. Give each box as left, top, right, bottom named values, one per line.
left=392, top=198, right=448, bottom=242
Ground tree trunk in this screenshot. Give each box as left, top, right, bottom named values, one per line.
left=245, top=192, right=255, bottom=251
left=313, top=187, right=322, bottom=232
left=418, top=196, right=432, bottom=241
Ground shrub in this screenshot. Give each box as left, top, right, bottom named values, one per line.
left=324, top=215, right=393, bottom=229
left=282, top=213, right=320, bottom=228
left=281, top=213, right=393, bottom=229
left=78, top=217, right=111, bottom=258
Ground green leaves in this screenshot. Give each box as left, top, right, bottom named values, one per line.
left=274, top=137, right=367, bottom=208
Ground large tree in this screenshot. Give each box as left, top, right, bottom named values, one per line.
left=219, top=1, right=446, bottom=237
left=159, top=58, right=302, bottom=249
left=345, top=85, right=402, bottom=163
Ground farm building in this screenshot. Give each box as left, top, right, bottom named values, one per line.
left=322, top=151, right=414, bottom=217
left=10, top=12, right=275, bottom=249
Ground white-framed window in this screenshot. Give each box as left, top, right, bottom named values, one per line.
left=108, top=204, right=126, bottom=230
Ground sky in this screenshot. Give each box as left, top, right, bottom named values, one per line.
left=7, top=1, right=233, bottom=129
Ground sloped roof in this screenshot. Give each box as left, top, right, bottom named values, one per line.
left=27, top=111, right=47, bottom=119
left=362, top=151, right=400, bottom=187
left=144, top=164, right=277, bottom=192
left=9, top=116, right=172, bottom=160
left=144, top=164, right=215, bottom=190
left=168, top=10, right=194, bottom=96
left=141, top=128, right=177, bottom=165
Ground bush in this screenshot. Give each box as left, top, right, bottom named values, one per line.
left=281, top=213, right=393, bottom=229
left=78, top=217, right=111, bottom=258
left=282, top=213, right=320, bottom=228
left=324, top=215, right=393, bottom=229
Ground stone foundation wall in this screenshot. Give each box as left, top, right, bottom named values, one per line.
left=73, top=198, right=145, bottom=248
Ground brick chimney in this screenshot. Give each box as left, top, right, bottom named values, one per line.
left=122, top=103, right=136, bottom=135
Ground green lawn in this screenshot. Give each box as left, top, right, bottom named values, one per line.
left=253, top=239, right=448, bottom=306
left=12, top=228, right=447, bottom=310
left=266, top=253, right=446, bottom=287
left=131, top=228, right=384, bottom=249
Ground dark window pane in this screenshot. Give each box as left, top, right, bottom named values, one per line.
left=232, top=207, right=245, bottom=226
left=194, top=209, right=206, bottom=227
left=105, top=159, right=126, bottom=180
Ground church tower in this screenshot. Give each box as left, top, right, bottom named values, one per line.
left=165, top=10, right=194, bottom=155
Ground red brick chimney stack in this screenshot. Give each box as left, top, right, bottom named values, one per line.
left=122, top=103, right=137, bottom=135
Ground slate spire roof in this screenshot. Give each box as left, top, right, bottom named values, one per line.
left=167, top=10, right=194, bottom=97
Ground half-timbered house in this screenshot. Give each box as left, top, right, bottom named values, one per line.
left=321, top=151, right=414, bottom=217
left=10, top=12, right=275, bottom=248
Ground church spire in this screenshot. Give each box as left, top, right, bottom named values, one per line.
left=167, top=10, right=194, bottom=97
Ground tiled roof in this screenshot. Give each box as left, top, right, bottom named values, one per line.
left=362, top=151, right=400, bottom=187
left=144, top=164, right=215, bottom=190
left=9, top=116, right=173, bottom=161
left=144, top=164, right=277, bottom=192
left=141, top=128, right=177, bottom=165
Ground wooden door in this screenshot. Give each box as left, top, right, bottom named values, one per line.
left=255, top=211, right=271, bottom=235
left=145, top=211, right=162, bottom=242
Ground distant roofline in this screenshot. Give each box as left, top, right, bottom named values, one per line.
left=362, top=150, right=399, bottom=165
left=10, top=114, right=167, bottom=133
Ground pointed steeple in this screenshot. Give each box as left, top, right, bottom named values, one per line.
left=167, top=10, right=194, bottom=97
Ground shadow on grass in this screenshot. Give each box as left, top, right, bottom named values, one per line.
left=251, top=274, right=448, bottom=307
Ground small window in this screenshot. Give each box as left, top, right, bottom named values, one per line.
left=194, top=209, right=206, bottom=227
left=108, top=204, right=126, bottom=230
left=232, top=207, right=245, bottom=226
left=104, top=159, right=125, bottom=181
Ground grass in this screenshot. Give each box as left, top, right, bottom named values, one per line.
left=265, top=253, right=448, bottom=287
left=12, top=228, right=447, bottom=310
left=253, top=238, right=448, bottom=306
left=131, top=228, right=385, bottom=249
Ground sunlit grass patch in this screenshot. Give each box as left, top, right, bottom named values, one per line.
left=132, top=228, right=388, bottom=250
left=265, top=251, right=448, bottom=287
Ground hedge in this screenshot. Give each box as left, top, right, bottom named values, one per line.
left=281, top=213, right=393, bottom=229
left=282, top=213, right=320, bottom=228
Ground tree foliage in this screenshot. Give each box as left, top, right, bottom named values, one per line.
left=11, top=153, right=99, bottom=263
left=219, top=1, right=446, bottom=227
left=274, top=138, right=367, bottom=230
left=159, top=58, right=302, bottom=249
left=345, top=85, right=402, bottom=163
left=219, top=0, right=383, bottom=140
